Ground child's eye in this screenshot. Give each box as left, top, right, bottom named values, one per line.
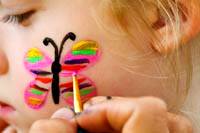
left=2, top=10, right=35, bottom=25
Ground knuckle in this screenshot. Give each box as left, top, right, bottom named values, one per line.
left=184, top=123, right=193, bottom=133
left=185, top=121, right=193, bottom=133
left=137, top=96, right=167, bottom=111
left=177, top=116, right=193, bottom=133
left=134, top=97, right=168, bottom=121
left=127, top=97, right=169, bottom=133
left=168, top=113, right=193, bottom=133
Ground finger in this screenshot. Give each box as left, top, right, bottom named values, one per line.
left=76, top=96, right=169, bottom=133
left=2, top=126, right=16, bottom=133
left=167, top=113, right=193, bottom=133
left=77, top=96, right=135, bottom=132
left=30, top=108, right=76, bottom=133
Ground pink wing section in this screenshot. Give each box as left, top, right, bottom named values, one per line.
left=60, top=74, right=97, bottom=108
left=24, top=48, right=52, bottom=71
left=24, top=48, right=52, bottom=109
left=60, top=40, right=100, bottom=76
left=24, top=81, right=50, bottom=109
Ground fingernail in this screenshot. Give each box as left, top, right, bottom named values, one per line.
left=82, top=109, right=92, bottom=115
left=51, top=108, right=75, bottom=120
left=83, top=100, right=93, bottom=109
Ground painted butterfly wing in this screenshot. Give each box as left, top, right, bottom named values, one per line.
left=24, top=81, right=50, bottom=109
left=24, top=48, right=53, bottom=109
left=59, top=75, right=97, bottom=108
left=60, top=40, right=100, bottom=108
left=24, top=48, right=52, bottom=73
left=60, top=40, right=100, bottom=76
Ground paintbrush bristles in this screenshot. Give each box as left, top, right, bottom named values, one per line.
left=72, top=75, right=83, bottom=113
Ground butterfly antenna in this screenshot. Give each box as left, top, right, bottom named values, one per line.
left=43, top=38, right=59, bottom=58
left=59, top=32, right=76, bottom=58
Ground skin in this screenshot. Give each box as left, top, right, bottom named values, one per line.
left=0, top=0, right=200, bottom=132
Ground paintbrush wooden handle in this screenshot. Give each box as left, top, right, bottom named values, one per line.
left=72, top=74, right=83, bottom=113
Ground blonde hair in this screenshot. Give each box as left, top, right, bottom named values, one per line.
left=96, top=0, right=196, bottom=111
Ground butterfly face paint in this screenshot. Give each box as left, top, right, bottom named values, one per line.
left=24, top=32, right=100, bottom=110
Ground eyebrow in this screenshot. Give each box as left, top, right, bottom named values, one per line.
left=0, top=0, right=42, bottom=16
left=1, top=0, right=41, bottom=9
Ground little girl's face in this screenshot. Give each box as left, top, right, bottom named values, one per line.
left=0, top=0, right=178, bottom=132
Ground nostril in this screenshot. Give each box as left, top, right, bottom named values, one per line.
left=0, top=52, right=9, bottom=75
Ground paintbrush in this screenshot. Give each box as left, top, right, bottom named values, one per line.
left=72, top=74, right=87, bottom=133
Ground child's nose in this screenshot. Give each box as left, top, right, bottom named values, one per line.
left=0, top=50, right=9, bottom=75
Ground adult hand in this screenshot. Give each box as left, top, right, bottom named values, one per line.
left=29, top=96, right=193, bottom=133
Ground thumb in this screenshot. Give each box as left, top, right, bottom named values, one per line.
left=51, top=107, right=75, bottom=120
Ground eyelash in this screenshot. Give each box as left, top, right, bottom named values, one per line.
left=2, top=10, right=35, bottom=24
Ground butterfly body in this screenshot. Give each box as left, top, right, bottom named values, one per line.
left=50, top=60, right=61, bottom=104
